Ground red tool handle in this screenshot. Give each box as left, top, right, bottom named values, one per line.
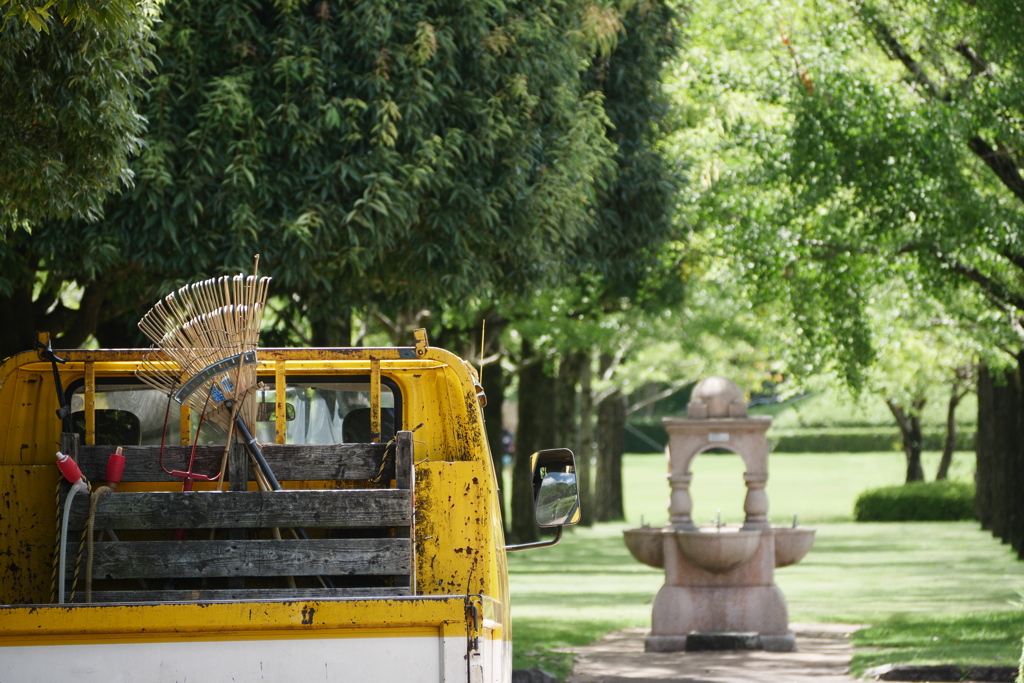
left=105, top=446, right=125, bottom=484
left=55, top=451, right=84, bottom=484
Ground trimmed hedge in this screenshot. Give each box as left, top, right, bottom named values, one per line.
left=624, top=420, right=975, bottom=454
left=854, top=480, right=976, bottom=522
left=771, top=428, right=975, bottom=454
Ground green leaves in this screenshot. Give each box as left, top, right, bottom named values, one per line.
left=680, top=0, right=1024, bottom=388
left=0, top=0, right=689, bottom=358
left=0, top=0, right=640, bottom=348
left=0, top=0, right=156, bottom=228
left=2, top=0, right=140, bottom=34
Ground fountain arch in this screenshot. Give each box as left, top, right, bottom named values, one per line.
left=663, top=380, right=771, bottom=532
left=684, top=445, right=749, bottom=528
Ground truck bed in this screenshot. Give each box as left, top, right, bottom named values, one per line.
left=58, top=432, right=415, bottom=603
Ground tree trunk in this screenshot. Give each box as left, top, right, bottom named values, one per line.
left=977, top=366, right=1010, bottom=541
left=94, top=312, right=149, bottom=348
left=56, top=281, right=109, bottom=349
left=974, top=372, right=988, bottom=529
left=975, top=365, right=998, bottom=530
left=935, top=388, right=962, bottom=480
left=0, top=287, right=38, bottom=360
left=557, top=350, right=596, bottom=525
left=310, top=307, right=352, bottom=347
left=576, top=350, right=595, bottom=526
left=886, top=398, right=925, bottom=482
left=594, top=385, right=626, bottom=522
left=555, top=354, right=578, bottom=448
left=975, top=359, right=1024, bottom=556
left=481, top=353, right=508, bottom=536
left=511, top=341, right=556, bottom=543
left=1011, top=355, right=1024, bottom=557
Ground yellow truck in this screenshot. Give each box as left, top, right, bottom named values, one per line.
left=0, top=331, right=579, bottom=682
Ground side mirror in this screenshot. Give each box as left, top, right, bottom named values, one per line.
left=507, top=448, right=581, bottom=552
left=532, top=448, right=581, bottom=527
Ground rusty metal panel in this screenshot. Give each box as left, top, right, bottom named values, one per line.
left=0, top=465, right=60, bottom=605
left=415, top=461, right=503, bottom=599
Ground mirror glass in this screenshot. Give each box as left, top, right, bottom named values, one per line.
left=256, top=401, right=296, bottom=422
left=532, top=448, right=581, bottom=527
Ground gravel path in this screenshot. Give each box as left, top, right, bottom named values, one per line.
left=566, top=623, right=863, bottom=683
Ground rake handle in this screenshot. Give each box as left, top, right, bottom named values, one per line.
left=229, top=408, right=315, bottom=541
left=226, top=402, right=333, bottom=588
left=230, top=409, right=282, bottom=492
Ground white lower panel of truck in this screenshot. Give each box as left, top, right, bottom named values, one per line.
left=0, top=632, right=508, bottom=683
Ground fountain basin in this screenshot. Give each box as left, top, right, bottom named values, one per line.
left=675, top=527, right=762, bottom=573
left=773, top=526, right=816, bottom=568
left=623, top=527, right=667, bottom=569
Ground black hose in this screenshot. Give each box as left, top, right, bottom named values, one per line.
left=226, top=402, right=332, bottom=588
left=231, top=410, right=282, bottom=491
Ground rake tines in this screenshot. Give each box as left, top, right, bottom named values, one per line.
left=136, top=269, right=271, bottom=433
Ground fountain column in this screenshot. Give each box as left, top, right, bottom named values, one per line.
left=668, top=472, right=696, bottom=530
left=742, top=472, right=770, bottom=530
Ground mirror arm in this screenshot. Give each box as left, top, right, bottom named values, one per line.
left=505, top=526, right=563, bottom=552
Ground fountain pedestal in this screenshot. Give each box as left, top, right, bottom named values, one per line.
left=626, top=377, right=813, bottom=653
left=647, top=527, right=795, bottom=652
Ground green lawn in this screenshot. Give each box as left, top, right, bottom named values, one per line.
left=507, top=450, right=1024, bottom=679
left=624, top=449, right=978, bottom=527
left=850, top=612, right=1024, bottom=677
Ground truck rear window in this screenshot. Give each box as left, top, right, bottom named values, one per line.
left=68, top=377, right=399, bottom=446
left=252, top=379, right=397, bottom=445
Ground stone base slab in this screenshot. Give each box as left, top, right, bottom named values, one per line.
left=686, top=632, right=762, bottom=651
left=645, top=631, right=796, bottom=653
left=761, top=633, right=798, bottom=652
left=644, top=634, right=688, bottom=652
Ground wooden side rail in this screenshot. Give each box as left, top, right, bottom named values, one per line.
left=83, top=538, right=411, bottom=580
left=61, top=432, right=416, bottom=603
left=74, top=443, right=393, bottom=484
left=66, top=489, right=412, bottom=530
left=74, top=587, right=408, bottom=602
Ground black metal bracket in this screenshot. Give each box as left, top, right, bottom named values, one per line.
left=35, top=332, right=73, bottom=431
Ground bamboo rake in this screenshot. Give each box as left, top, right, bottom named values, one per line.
left=136, top=264, right=270, bottom=434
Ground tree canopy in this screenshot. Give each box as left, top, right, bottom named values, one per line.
left=0, top=0, right=156, bottom=356
left=0, top=0, right=635, bottom=358
left=33, top=0, right=621, bottom=353
left=686, top=0, right=1024, bottom=382
left=0, top=0, right=155, bottom=226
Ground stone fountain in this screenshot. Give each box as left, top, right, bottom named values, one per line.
left=623, top=377, right=815, bottom=652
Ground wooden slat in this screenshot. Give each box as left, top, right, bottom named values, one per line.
left=66, top=490, right=412, bottom=531
left=73, top=586, right=412, bottom=603
left=64, top=434, right=415, bottom=602
left=263, top=444, right=390, bottom=481
left=227, top=443, right=248, bottom=492
left=76, top=443, right=390, bottom=483
left=80, top=538, right=411, bottom=580
left=225, top=443, right=248, bottom=589
left=76, top=445, right=227, bottom=483
left=395, top=431, right=413, bottom=490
